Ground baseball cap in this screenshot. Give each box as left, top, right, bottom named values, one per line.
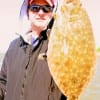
left=29, top=0, right=57, bottom=6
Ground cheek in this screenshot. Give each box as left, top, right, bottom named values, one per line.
left=28, top=11, right=36, bottom=20
left=45, top=13, right=53, bottom=19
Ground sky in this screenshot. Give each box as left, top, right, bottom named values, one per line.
left=0, top=0, right=100, bottom=53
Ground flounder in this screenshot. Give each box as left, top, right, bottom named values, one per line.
left=47, top=0, right=96, bottom=100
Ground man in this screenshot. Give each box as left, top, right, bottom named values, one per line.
left=0, top=0, right=66, bottom=100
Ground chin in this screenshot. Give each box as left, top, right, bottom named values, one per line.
left=36, top=22, right=48, bottom=28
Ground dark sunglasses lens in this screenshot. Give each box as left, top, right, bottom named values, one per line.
left=42, top=5, right=53, bottom=13
left=29, top=5, right=54, bottom=13
left=29, top=5, right=40, bottom=12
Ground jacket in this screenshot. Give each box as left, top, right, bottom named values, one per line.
left=0, top=29, right=66, bottom=100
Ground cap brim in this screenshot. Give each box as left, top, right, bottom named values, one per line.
left=29, top=0, right=54, bottom=6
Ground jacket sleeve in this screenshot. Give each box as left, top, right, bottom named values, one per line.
left=0, top=53, right=7, bottom=100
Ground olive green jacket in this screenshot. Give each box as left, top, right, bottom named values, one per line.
left=0, top=30, right=66, bottom=100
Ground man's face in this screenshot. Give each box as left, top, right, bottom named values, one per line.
left=28, top=0, right=54, bottom=30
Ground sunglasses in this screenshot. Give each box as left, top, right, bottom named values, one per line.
left=28, top=5, right=54, bottom=13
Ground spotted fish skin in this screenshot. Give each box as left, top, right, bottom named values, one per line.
left=47, top=0, right=96, bottom=100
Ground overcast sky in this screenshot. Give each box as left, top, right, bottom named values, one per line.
left=0, top=0, right=100, bottom=53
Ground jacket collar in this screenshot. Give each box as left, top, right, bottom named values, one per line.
left=19, top=28, right=51, bottom=48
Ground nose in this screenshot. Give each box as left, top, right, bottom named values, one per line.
left=38, top=9, right=44, bottom=14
